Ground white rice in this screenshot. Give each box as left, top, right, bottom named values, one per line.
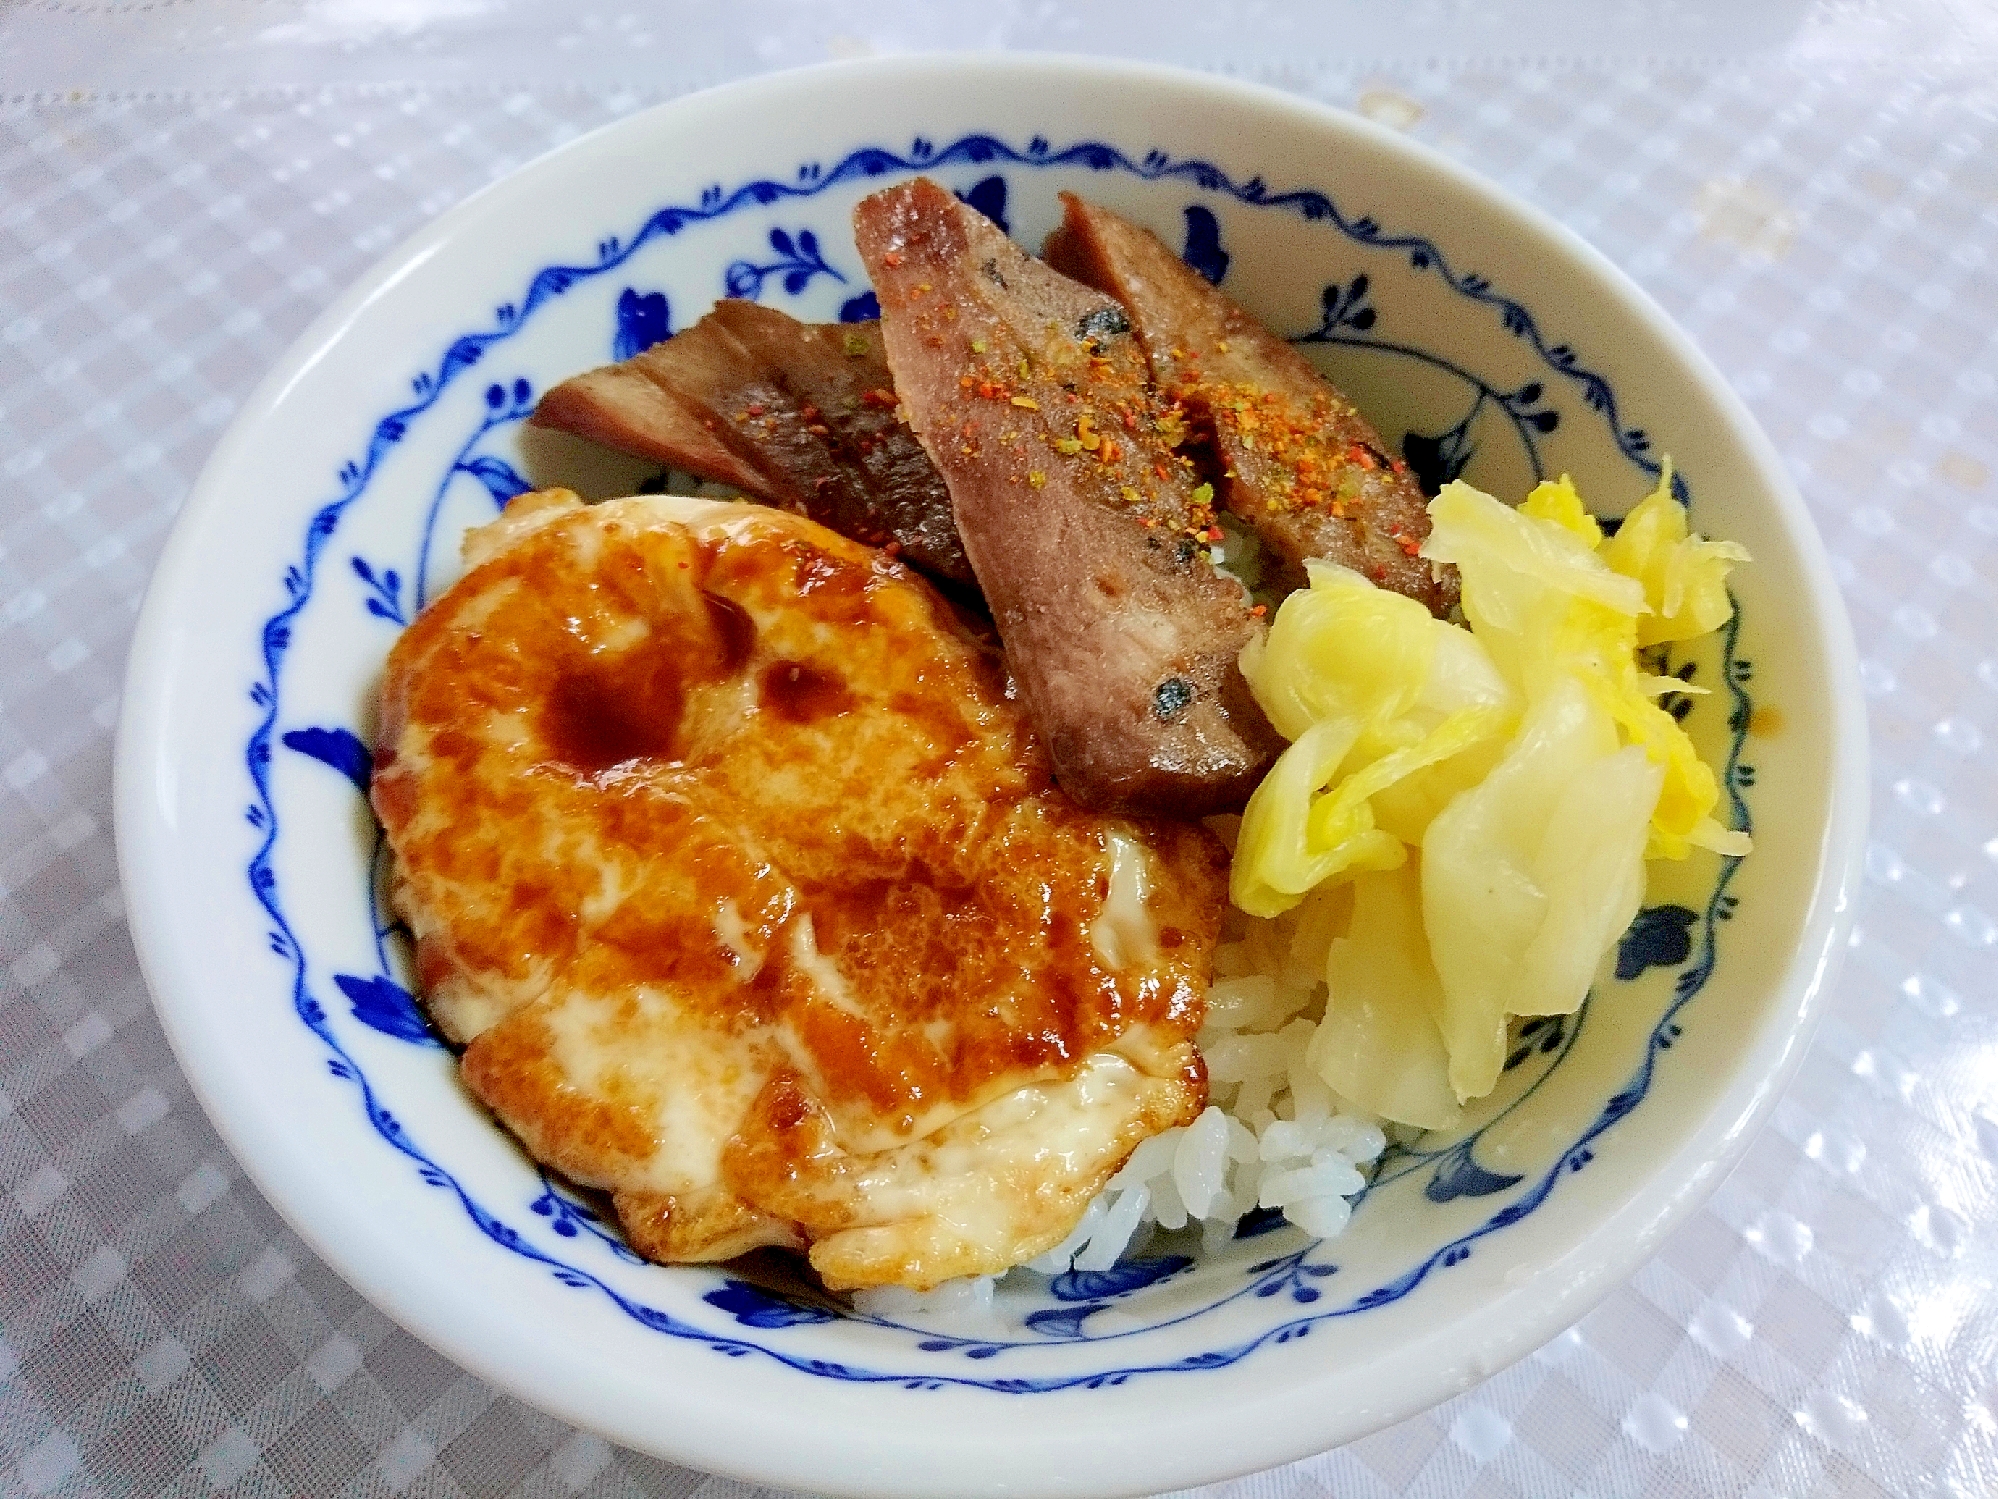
left=853, top=818, right=1386, bottom=1320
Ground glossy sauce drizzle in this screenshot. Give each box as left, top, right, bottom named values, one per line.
left=760, top=660, right=857, bottom=723
left=542, top=655, right=689, bottom=773
left=541, top=585, right=761, bottom=774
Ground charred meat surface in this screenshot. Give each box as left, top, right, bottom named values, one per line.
left=854, top=176, right=1281, bottom=817
left=530, top=300, right=972, bottom=587
left=375, top=490, right=1225, bottom=1290
left=1044, top=194, right=1457, bottom=612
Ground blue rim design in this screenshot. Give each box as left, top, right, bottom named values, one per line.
left=242, top=131, right=1750, bottom=1391
left=1294, top=274, right=1563, bottom=492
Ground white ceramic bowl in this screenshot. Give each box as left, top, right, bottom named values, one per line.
left=116, top=55, right=1866, bottom=1499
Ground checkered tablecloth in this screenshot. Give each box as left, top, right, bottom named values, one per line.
left=3, top=4, right=1995, bottom=1496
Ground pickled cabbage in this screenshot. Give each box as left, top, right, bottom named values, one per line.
left=1231, top=562, right=1516, bottom=918
left=1422, top=677, right=1661, bottom=1101
left=1600, top=462, right=1752, bottom=647
left=1232, top=468, right=1750, bottom=1122
left=1307, top=860, right=1464, bottom=1131
left=1424, top=479, right=1750, bottom=862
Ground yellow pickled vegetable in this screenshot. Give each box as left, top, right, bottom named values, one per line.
left=1422, top=479, right=1750, bottom=861
left=1421, top=677, right=1661, bottom=1101
left=1600, top=461, right=1752, bottom=647
left=1232, top=466, right=1750, bottom=1125
left=1518, top=473, right=1603, bottom=547
left=1307, top=859, right=1464, bottom=1131
left=1231, top=562, right=1516, bottom=918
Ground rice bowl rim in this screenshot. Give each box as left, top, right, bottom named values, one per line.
left=115, top=53, right=1867, bottom=1498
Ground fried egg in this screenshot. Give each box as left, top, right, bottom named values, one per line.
left=373, top=490, right=1225, bottom=1289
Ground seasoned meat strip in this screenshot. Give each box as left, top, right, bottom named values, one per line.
left=854, top=177, right=1281, bottom=817
left=1044, top=194, right=1458, bottom=612
left=530, top=300, right=972, bottom=587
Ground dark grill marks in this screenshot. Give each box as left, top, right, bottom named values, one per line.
left=531, top=300, right=973, bottom=588
left=854, top=177, right=1281, bottom=816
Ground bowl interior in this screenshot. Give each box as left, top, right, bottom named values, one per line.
left=116, top=56, right=1861, bottom=1499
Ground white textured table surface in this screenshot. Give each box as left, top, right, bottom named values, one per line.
left=3, top=5, right=1996, bottom=1497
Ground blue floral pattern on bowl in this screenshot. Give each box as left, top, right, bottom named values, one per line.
left=244, top=132, right=1753, bottom=1392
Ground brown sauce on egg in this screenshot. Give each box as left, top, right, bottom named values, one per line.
left=543, top=657, right=690, bottom=772
left=373, top=494, right=1229, bottom=1284
left=760, top=660, right=857, bottom=723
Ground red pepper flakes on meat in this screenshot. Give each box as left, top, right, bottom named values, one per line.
left=1174, top=377, right=1406, bottom=521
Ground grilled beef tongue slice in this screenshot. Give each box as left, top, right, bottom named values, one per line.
left=530, top=299, right=973, bottom=588
left=1044, top=193, right=1458, bottom=614
left=853, top=176, right=1280, bottom=817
